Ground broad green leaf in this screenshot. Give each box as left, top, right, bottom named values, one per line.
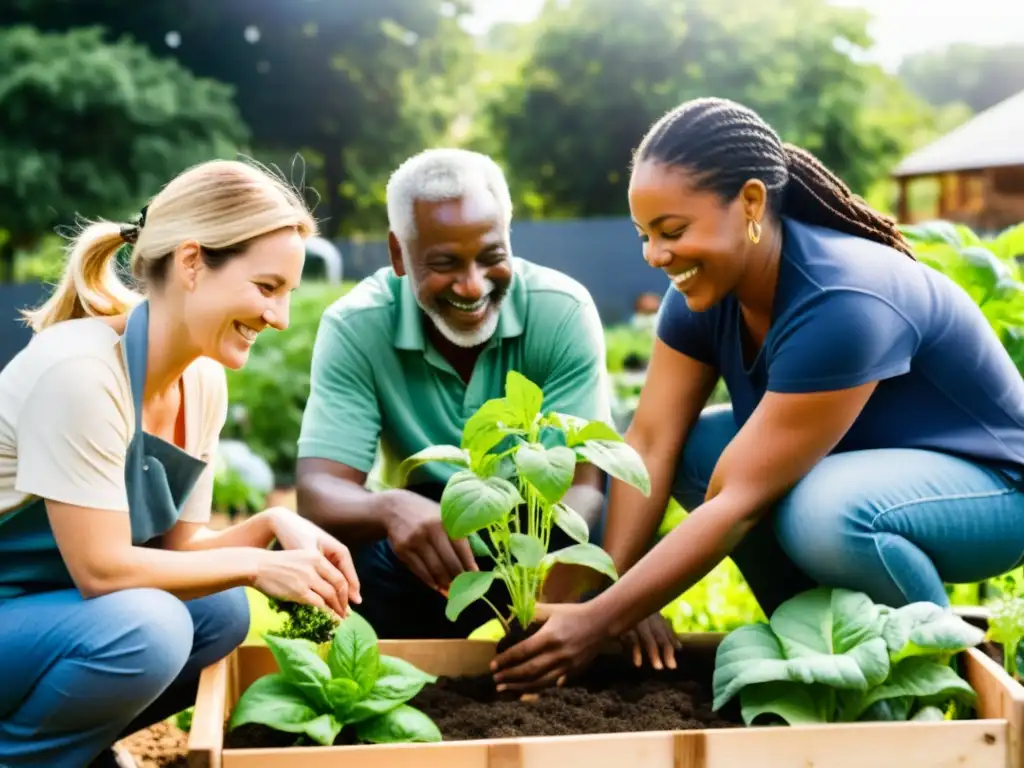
left=353, top=704, right=442, bottom=744
left=514, top=444, right=576, bottom=505
left=783, top=638, right=891, bottom=692
left=505, top=370, right=544, bottom=426
left=509, top=533, right=546, bottom=569
left=770, top=587, right=884, bottom=660
left=440, top=471, right=522, bottom=539
left=712, top=623, right=793, bottom=710
left=328, top=612, right=380, bottom=696
left=468, top=531, right=492, bottom=558
left=990, top=222, right=1024, bottom=262
left=847, top=657, right=977, bottom=720
left=575, top=439, right=651, bottom=496
left=229, top=674, right=340, bottom=745
left=542, top=411, right=589, bottom=439
left=543, top=543, right=618, bottom=583
left=569, top=420, right=624, bottom=446
left=265, top=634, right=332, bottom=710
left=325, top=678, right=361, bottom=718
left=301, top=713, right=344, bottom=746
left=393, top=445, right=469, bottom=488
left=880, top=602, right=986, bottom=662
left=960, top=245, right=1012, bottom=292
left=462, top=397, right=521, bottom=457
left=553, top=502, right=589, bottom=544
left=856, top=697, right=912, bottom=722
left=345, top=657, right=437, bottom=724
left=739, top=681, right=830, bottom=725
left=445, top=570, right=496, bottom=621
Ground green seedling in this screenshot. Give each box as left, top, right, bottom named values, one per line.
left=713, top=586, right=985, bottom=725
left=229, top=612, right=441, bottom=746
left=394, top=370, right=651, bottom=632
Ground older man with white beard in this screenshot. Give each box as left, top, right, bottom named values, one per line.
left=294, top=148, right=614, bottom=640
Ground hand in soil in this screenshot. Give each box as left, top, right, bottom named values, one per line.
left=385, top=492, right=477, bottom=591
left=491, top=603, right=601, bottom=692
left=621, top=613, right=681, bottom=670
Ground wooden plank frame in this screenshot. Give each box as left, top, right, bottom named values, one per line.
left=188, top=634, right=1024, bottom=768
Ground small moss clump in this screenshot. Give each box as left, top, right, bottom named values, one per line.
left=266, top=598, right=339, bottom=644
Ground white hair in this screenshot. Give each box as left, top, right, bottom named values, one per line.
left=385, top=148, right=513, bottom=248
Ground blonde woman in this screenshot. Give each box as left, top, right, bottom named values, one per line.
left=0, top=160, right=361, bottom=768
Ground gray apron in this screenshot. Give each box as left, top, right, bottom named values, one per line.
left=0, top=301, right=208, bottom=599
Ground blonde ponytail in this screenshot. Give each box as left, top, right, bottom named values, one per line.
left=21, top=221, right=143, bottom=333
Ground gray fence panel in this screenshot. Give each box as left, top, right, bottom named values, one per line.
left=335, top=216, right=669, bottom=325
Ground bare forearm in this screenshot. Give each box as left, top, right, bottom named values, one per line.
left=168, top=511, right=277, bottom=552
left=296, top=472, right=395, bottom=545
left=80, top=546, right=266, bottom=601
left=602, top=446, right=680, bottom=576
left=596, top=492, right=759, bottom=637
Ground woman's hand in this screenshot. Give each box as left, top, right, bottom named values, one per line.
left=254, top=548, right=353, bottom=617
left=491, top=603, right=606, bottom=692
left=266, top=507, right=362, bottom=607
left=621, top=612, right=680, bottom=670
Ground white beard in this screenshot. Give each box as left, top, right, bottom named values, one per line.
left=402, top=251, right=503, bottom=348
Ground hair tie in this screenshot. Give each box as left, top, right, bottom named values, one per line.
left=119, top=204, right=149, bottom=246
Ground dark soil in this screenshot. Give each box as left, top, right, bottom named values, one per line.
left=224, top=645, right=740, bottom=749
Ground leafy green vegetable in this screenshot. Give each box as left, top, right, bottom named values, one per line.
left=394, top=370, right=651, bottom=631
left=712, top=587, right=984, bottom=725
left=984, top=572, right=1024, bottom=680
left=229, top=612, right=441, bottom=746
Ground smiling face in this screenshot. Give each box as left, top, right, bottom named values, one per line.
left=629, top=160, right=766, bottom=312
left=175, top=227, right=306, bottom=369
left=390, top=192, right=513, bottom=348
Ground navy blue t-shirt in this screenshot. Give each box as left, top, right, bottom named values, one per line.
left=656, top=217, right=1024, bottom=471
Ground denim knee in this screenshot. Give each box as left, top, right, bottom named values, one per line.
left=671, top=404, right=737, bottom=509
left=103, top=588, right=195, bottom=692
left=194, top=588, right=250, bottom=659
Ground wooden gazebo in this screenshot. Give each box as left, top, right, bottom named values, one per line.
left=892, top=88, right=1024, bottom=234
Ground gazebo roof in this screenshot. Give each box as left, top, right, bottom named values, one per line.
left=892, top=88, right=1024, bottom=178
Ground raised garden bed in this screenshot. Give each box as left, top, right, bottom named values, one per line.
left=188, top=633, right=1024, bottom=768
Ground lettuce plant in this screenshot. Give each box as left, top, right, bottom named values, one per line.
left=395, top=370, right=651, bottom=632
left=713, top=587, right=985, bottom=725
left=229, top=612, right=441, bottom=746
left=984, top=571, right=1024, bottom=680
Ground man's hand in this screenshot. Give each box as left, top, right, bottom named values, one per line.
left=383, top=491, right=477, bottom=592
left=620, top=612, right=680, bottom=670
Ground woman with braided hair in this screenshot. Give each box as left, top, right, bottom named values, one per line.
left=490, top=97, right=1024, bottom=691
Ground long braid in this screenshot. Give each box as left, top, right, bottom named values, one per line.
left=634, top=97, right=915, bottom=259
left=782, top=143, right=914, bottom=259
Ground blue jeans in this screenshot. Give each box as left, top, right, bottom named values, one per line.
left=0, top=587, right=250, bottom=767
left=674, top=405, right=1024, bottom=615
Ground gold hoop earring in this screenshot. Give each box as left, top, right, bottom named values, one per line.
left=747, top=219, right=762, bottom=244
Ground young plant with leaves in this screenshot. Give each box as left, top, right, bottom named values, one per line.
left=984, top=571, right=1024, bottom=681
left=713, top=587, right=985, bottom=725
left=394, top=370, right=651, bottom=633
left=229, top=613, right=441, bottom=746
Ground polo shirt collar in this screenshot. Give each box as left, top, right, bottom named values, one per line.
left=393, top=258, right=526, bottom=351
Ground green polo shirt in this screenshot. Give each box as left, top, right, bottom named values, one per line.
left=297, top=258, right=612, bottom=489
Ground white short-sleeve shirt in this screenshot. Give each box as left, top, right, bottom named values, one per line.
left=0, top=317, right=227, bottom=525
